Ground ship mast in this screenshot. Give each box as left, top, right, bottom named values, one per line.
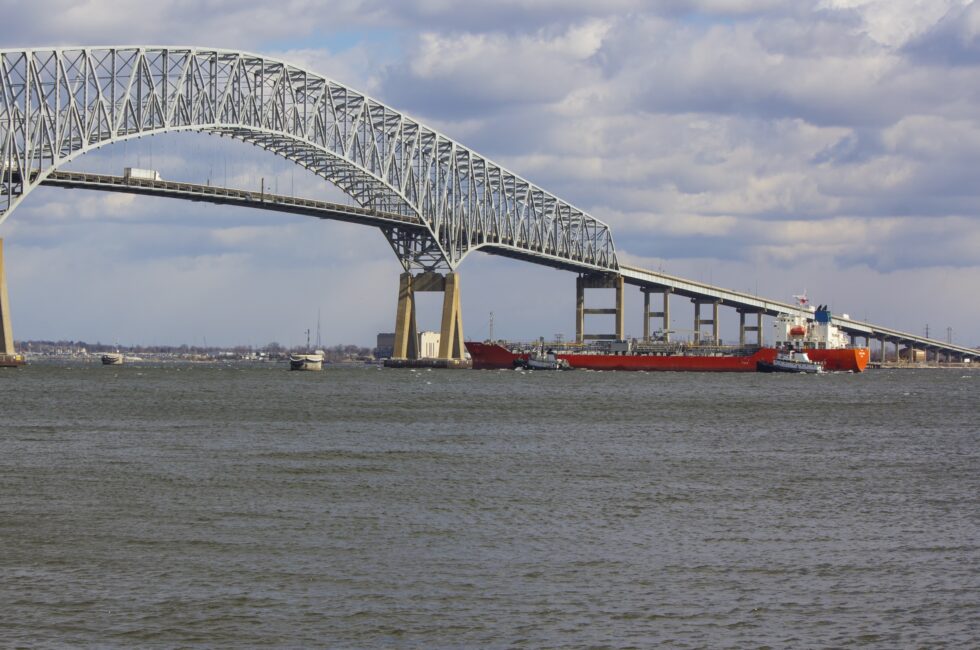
left=316, top=308, right=322, bottom=349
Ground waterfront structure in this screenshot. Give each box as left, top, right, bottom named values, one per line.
left=418, top=331, right=441, bottom=359
left=375, top=333, right=395, bottom=360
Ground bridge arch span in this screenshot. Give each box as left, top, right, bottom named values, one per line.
left=0, top=47, right=617, bottom=272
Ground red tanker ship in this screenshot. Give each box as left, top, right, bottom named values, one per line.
left=465, top=298, right=869, bottom=373
left=466, top=340, right=779, bottom=372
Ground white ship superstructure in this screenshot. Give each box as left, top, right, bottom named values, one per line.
left=774, top=295, right=851, bottom=351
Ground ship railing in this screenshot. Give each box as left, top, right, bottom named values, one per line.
left=628, top=342, right=765, bottom=356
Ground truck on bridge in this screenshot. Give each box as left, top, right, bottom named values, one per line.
left=123, top=167, right=162, bottom=182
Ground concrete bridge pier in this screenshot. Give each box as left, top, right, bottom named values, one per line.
left=642, top=287, right=670, bottom=342
left=0, top=239, right=15, bottom=357
left=576, top=274, right=625, bottom=343
left=738, top=309, right=763, bottom=347
left=393, top=272, right=419, bottom=360
left=437, top=272, right=465, bottom=360
left=392, top=271, right=466, bottom=363
left=693, top=299, right=720, bottom=345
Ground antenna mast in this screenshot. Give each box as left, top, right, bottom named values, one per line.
left=316, top=308, right=322, bottom=349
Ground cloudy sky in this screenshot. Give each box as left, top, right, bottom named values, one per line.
left=2, top=0, right=979, bottom=349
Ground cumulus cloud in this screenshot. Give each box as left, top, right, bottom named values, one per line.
left=903, top=0, right=980, bottom=65
left=379, top=21, right=609, bottom=118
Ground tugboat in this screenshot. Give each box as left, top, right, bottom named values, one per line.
left=757, top=348, right=824, bottom=373
left=516, top=349, right=571, bottom=370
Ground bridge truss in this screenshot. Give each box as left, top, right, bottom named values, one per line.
left=0, top=46, right=618, bottom=272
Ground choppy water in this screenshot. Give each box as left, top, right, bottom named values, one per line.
left=1, top=362, right=978, bottom=648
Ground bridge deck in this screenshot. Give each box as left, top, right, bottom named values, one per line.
left=42, top=171, right=427, bottom=230
left=39, top=171, right=978, bottom=361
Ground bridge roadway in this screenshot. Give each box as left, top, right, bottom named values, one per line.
left=41, top=170, right=978, bottom=362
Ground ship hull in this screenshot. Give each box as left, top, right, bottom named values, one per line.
left=0, top=354, right=25, bottom=368
left=466, top=342, right=779, bottom=372
left=803, top=348, right=869, bottom=372
left=466, top=342, right=871, bottom=372
left=289, top=354, right=323, bottom=371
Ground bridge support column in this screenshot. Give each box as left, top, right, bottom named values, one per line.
left=642, top=288, right=671, bottom=342
left=693, top=300, right=719, bottom=345
left=392, top=271, right=467, bottom=362
left=393, top=272, right=418, bottom=360
left=615, top=276, right=625, bottom=341
left=693, top=302, right=701, bottom=345
left=0, top=239, right=14, bottom=356
left=437, top=272, right=465, bottom=361
left=577, top=274, right=625, bottom=343
left=738, top=310, right=763, bottom=347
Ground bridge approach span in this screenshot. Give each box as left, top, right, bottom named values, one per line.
left=620, top=264, right=978, bottom=360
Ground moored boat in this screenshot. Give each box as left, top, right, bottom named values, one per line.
left=0, top=352, right=25, bottom=368
left=289, top=352, right=324, bottom=371
left=289, top=325, right=325, bottom=371
left=101, top=352, right=124, bottom=365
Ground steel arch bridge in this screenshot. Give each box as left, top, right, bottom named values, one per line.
left=0, top=46, right=617, bottom=273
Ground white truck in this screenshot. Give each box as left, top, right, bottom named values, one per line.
left=123, top=167, right=162, bottom=182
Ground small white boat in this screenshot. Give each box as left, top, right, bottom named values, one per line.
left=289, top=351, right=324, bottom=371
left=290, top=324, right=325, bottom=371
left=758, top=349, right=824, bottom=374
left=102, top=352, right=124, bottom=365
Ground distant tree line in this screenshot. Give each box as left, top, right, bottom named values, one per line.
left=19, top=340, right=378, bottom=360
